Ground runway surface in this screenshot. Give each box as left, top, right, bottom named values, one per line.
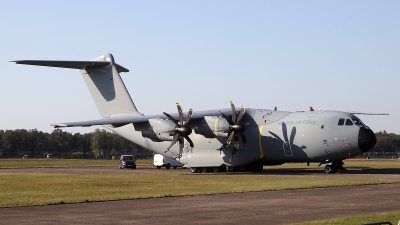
left=1, top=166, right=400, bottom=225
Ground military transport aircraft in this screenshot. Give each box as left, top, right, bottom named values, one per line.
left=13, top=53, right=382, bottom=173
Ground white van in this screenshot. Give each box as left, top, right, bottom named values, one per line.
left=153, top=154, right=185, bottom=169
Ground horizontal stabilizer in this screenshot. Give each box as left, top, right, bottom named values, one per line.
left=12, top=60, right=129, bottom=73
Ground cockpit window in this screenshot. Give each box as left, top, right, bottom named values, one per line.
left=345, top=119, right=353, bottom=125
left=338, top=118, right=345, bottom=125
left=352, top=119, right=364, bottom=126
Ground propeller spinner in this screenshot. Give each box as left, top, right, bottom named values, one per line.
left=217, top=101, right=247, bottom=154
left=163, top=103, right=194, bottom=157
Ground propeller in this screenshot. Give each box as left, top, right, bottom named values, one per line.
left=217, top=101, right=247, bottom=155
left=163, top=103, right=194, bottom=157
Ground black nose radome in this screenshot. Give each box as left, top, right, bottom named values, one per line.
left=358, top=127, right=377, bottom=152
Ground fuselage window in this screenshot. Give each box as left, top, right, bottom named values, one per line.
left=338, top=118, right=345, bottom=125
left=345, top=119, right=353, bottom=125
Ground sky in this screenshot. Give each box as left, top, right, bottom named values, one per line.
left=0, top=0, right=399, bottom=134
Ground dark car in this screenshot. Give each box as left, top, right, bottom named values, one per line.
left=119, top=155, right=136, bottom=169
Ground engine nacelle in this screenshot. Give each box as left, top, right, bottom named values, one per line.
left=194, top=116, right=229, bottom=138
left=133, top=118, right=175, bottom=142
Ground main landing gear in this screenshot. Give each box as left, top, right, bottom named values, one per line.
left=320, top=160, right=347, bottom=174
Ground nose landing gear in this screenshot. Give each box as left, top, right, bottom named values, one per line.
left=319, top=160, right=347, bottom=174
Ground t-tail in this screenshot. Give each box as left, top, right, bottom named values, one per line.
left=13, top=53, right=142, bottom=118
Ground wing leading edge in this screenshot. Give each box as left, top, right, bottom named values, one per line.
left=51, top=108, right=234, bottom=128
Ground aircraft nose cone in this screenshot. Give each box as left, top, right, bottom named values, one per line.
left=358, top=127, right=377, bottom=152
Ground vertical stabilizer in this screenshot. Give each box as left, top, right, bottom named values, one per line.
left=80, top=54, right=141, bottom=118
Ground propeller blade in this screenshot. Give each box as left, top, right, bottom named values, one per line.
left=163, top=112, right=179, bottom=126
left=178, top=135, right=183, bottom=144
left=218, top=131, right=235, bottom=150
left=232, top=147, right=238, bottom=155
left=230, top=101, right=237, bottom=123
left=236, top=106, right=245, bottom=122
left=179, top=136, right=184, bottom=156
left=234, top=133, right=238, bottom=142
left=184, top=136, right=194, bottom=148
left=166, top=133, right=180, bottom=151
left=176, top=102, right=184, bottom=125
left=219, top=111, right=234, bottom=125
left=185, top=108, right=193, bottom=125
left=232, top=134, right=239, bottom=154
left=165, top=103, right=194, bottom=157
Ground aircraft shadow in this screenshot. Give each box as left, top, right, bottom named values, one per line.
left=181, top=169, right=400, bottom=176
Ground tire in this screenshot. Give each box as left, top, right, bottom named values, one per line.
left=324, top=165, right=337, bottom=174
left=133, top=165, right=136, bottom=169
left=212, top=167, right=220, bottom=173
left=166, top=164, right=171, bottom=169
left=173, top=167, right=177, bottom=169
left=157, top=166, right=161, bottom=169
left=219, top=166, right=227, bottom=172
left=190, top=167, right=198, bottom=173
left=201, top=167, right=210, bottom=173
left=227, top=166, right=237, bottom=172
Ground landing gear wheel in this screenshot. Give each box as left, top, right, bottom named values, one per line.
left=227, top=166, right=238, bottom=172
left=325, top=165, right=338, bottom=174
left=239, top=166, right=246, bottom=172
left=212, top=167, right=220, bottom=173
left=190, top=167, right=198, bottom=173
left=201, top=167, right=212, bottom=173
left=219, top=166, right=227, bottom=172
left=166, top=164, right=171, bottom=169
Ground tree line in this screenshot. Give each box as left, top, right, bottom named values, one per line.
left=0, top=129, right=399, bottom=159
left=0, top=129, right=153, bottom=159
left=373, top=131, right=400, bottom=152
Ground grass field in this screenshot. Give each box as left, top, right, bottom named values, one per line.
left=0, top=173, right=397, bottom=208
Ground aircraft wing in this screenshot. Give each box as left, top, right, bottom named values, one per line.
left=344, top=111, right=389, bottom=115
left=51, top=108, right=234, bottom=128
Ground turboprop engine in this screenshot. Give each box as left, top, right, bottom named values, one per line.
left=133, top=119, right=175, bottom=142
left=194, top=116, right=230, bottom=138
